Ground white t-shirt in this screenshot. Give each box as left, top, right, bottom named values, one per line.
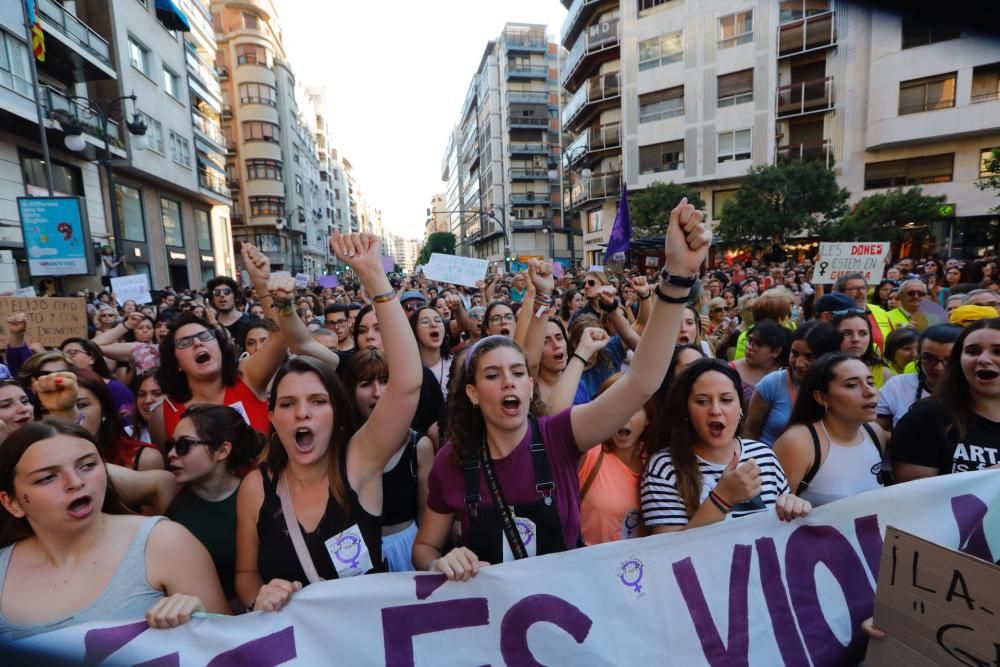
left=875, top=372, right=923, bottom=427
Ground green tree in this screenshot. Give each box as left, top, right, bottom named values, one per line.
left=823, top=187, right=947, bottom=242
left=717, top=161, right=849, bottom=246
left=416, top=231, right=456, bottom=267
left=975, top=147, right=1000, bottom=214
left=629, top=182, right=705, bottom=238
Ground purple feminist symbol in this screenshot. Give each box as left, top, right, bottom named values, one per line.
left=619, top=559, right=643, bottom=594
left=515, top=518, right=534, bottom=547
left=334, top=533, right=362, bottom=569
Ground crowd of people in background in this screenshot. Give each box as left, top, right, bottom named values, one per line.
left=0, top=198, right=996, bottom=654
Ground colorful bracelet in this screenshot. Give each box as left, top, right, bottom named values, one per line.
left=271, top=296, right=295, bottom=316
left=372, top=289, right=396, bottom=304
left=708, top=489, right=731, bottom=514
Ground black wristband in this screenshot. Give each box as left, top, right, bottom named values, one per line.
left=572, top=352, right=589, bottom=365
left=598, top=298, right=619, bottom=313
left=654, top=285, right=691, bottom=304
left=659, top=270, right=698, bottom=288
left=638, top=292, right=651, bottom=301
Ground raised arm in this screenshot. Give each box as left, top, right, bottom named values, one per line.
left=267, top=274, right=341, bottom=369
left=32, top=371, right=80, bottom=422
left=106, top=464, right=179, bottom=514
left=597, top=286, right=641, bottom=350
left=571, top=198, right=710, bottom=451
left=523, top=260, right=555, bottom=379
left=630, top=276, right=653, bottom=335
left=546, top=327, right=609, bottom=413
left=445, top=293, right=470, bottom=339
left=513, top=269, right=534, bottom=347
left=236, top=243, right=288, bottom=398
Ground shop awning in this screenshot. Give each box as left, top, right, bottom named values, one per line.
left=155, top=0, right=191, bottom=32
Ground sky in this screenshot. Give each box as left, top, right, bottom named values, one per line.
left=278, top=0, right=568, bottom=240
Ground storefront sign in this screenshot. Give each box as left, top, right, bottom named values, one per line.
left=17, top=197, right=93, bottom=277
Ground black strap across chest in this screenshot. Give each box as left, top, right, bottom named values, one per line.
left=798, top=422, right=882, bottom=494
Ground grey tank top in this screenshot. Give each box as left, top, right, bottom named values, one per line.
left=0, top=516, right=166, bottom=641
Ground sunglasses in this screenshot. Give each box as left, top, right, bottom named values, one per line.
left=164, top=436, right=213, bottom=457
left=585, top=280, right=598, bottom=287
left=175, top=329, right=218, bottom=349
left=710, top=307, right=726, bottom=314
left=904, top=290, right=927, bottom=298
left=831, top=308, right=869, bottom=318
left=212, top=287, right=233, bottom=297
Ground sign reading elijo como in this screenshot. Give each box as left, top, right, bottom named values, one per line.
left=17, top=196, right=94, bottom=277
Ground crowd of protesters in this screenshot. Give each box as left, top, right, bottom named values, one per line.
left=0, top=197, right=995, bottom=654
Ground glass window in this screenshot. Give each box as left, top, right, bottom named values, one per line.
left=719, top=10, right=753, bottom=48
left=639, top=0, right=680, bottom=12
left=238, top=82, right=277, bottom=106
left=169, top=131, right=191, bottom=167
left=242, top=121, right=280, bottom=142
left=249, top=196, right=285, bottom=217
left=898, top=73, right=956, bottom=115
left=718, top=129, right=752, bottom=163
left=901, top=18, right=960, bottom=49
left=128, top=37, right=151, bottom=76
left=246, top=158, right=282, bottom=180
left=161, top=197, right=184, bottom=247
left=587, top=208, right=602, bottom=233
left=779, top=0, right=831, bottom=24
left=712, top=189, right=739, bottom=220
left=242, top=12, right=259, bottom=29
left=981, top=148, right=1000, bottom=178
left=194, top=209, right=212, bottom=251
left=236, top=44, right=267, bottom=66
left=163, top=67, right=181, bottom=98
left=115, top=183, right=146, bottom=243
left=638, top=31, right=683, bottom=71
left=139, top=112, right=164, bottom=154
left=639, top=140, right=684, bottom=174
left=20, top=152, right=83, bottom=196
left=0, top=32, right=33, bottom=98
left=639, top=86, right=684, bottom=122
left=718, top=69, right=753, bottom=107
left=864, top=154, right=954, bottom=189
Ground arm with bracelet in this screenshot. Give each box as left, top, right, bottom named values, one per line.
left=544, top=327, right=610, bottom=413
left=522, top=260, right=554, bottom=380
left=237, top=243, right=289, bottom=399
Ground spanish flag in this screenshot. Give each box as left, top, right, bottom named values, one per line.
left=25, top=0, right=45, bottom=62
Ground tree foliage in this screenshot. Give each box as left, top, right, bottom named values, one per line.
left=717, top=161, right=849, bottom=246
left=820, top=187, right=947, bottom=242
left=629, top=182, right=705, bottom=238
left=416, top=231, right=456, bottom=267
left=976, top=147, right=1000, bottom=214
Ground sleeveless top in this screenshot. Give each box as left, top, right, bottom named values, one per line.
left=168, top=486, right=239, bottom=599
left=162, top=376, right=269, bottom=438
left=799, top=426, right=883, bottom=507
left=0, top=516, right=165, bottom=641
left=256, top=456, right=384, bottom=584
left=381, top=430, right=420, bottom=526
left=114, top=436, right=157, bottom=470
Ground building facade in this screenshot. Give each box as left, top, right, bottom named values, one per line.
left=426, top=192, right=449, bottom=239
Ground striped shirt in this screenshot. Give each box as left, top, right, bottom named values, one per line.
left=641, top=439, right=789, bottom=528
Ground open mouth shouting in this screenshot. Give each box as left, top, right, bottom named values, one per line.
left=707, top=420, right=727, bottom=440
left=500, top=327, right=512, bottom=338
left=66, top=494, right=94, bottom=520
left=194, top=349, right=212, bottom=365
left=552, top=351, right=565, bottom=365
left=500, top=394, right=522, bottom=417
left=294, top=427, right=315, bottom=453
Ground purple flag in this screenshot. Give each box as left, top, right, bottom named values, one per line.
left=606, top=182, right=631, bottom=260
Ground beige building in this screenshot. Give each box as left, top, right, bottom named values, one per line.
left=559, top=0, right=1000, bottom=262
left=426, top=192, right=449, bottom=239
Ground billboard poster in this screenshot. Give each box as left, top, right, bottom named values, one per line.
left=17, top=197, right=94, bottom=277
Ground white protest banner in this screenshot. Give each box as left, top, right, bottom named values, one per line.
left=422, top=253, right=488, bottom=288
left=588, top=264, right=605, bottom=273
left=110, top=274, right=152, bottom=305
left=13, top=472, right=999, bottom=666
left=813, top=242, right=890, bottom=285
left=294, top=273, right=309, bottom=289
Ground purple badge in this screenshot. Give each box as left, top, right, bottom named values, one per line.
left=515, top=518, right=535, bottom=547
left=618, top=558, right=644, bottom=595
left=333, top=532, right=363, bottom=569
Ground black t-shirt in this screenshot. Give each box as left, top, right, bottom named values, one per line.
left=221, top=312, right=250, bottom=351
left=890, top=399, right=1000, bottom=475
left=412, top=366, right=445, bottom=435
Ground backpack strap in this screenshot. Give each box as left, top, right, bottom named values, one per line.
left=526, top=416, right=555, bottom=505
left=462, top=447, right=482, bottom=519
left=579, top=449, right=606, bottom=501
left=861, top=423, right=881, bottom=455
left=797, top=423, right=823, bottom=495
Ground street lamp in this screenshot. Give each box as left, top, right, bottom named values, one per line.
left=54, top=94, right=148, bottom=261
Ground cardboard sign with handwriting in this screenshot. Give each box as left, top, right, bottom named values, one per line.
left=866, top=526, right=1000, bottom=666
left=0, top=297, right=88, bottom=347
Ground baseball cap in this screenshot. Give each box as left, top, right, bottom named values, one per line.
left=400, top=290, right=426, bottom=304
left=814, top=292, right=857, bottom=314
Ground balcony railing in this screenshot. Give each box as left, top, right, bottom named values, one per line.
left=567, top=123, right=622, bottom=166
left=776, top=76, right=834, bottom=118
left=509, top=142, right=547, bottom=154
left=510, top=192, right=550, bottom=206
left=36, top=0, right=112, bottom=68
left=778, top=10, right=836, bottom=57
left=508, top=64, right=549, bottom=78
left=507, top=90, right=549, bottom=105
left=508, top=114, right=549, bottom=128
left=191, top=109, right=225, bottom=146
left=972, top=90, right=1000, bottom=104
left=40, top=86, right=121, bottom=148
left=562, top=71, right=620, bottom=127
left=560, top=0, right=601, bottom=48
left=776, top=140, right=833, bottom=168
left=569, top=171, right=621, bottom=208
left=503, top=33, right=548, bottom=51
left=561, top=17, right=620, bottom=86
left=198, top=168, right=230, bottom=197
left=185, top=45, right=222, bottom=99
left=510, top=168, right=551, bottom=180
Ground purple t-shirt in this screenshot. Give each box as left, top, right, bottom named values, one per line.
left=428, top=407, right=582, bottom=551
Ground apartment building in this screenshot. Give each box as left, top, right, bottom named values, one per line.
left=307, top=86, right=349, bottom=271
left=445, top=24, right=571, bottom=267
left=426, top=192, right=449, bottom=239
left=560, top=0, right=1000, bottom=262
left=441, top=126, right=465, bottom=250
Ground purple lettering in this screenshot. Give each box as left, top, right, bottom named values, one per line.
left=83, top=621, right=148, bottom=665
left=951, top=494, right=995, bottom=562
left=785, top=526, right=872, bottom=666
left=755, top=538, right=809, bottom=667
left=673, top=545, right=752, bottom=667
left=853, top=514, right=883, bottom=580
left=499, top=594, right=593, bottom=666
left=414, top=573, right=447, bottom=600
left=205, top=626, right=297, bottom=667
left=382, top=599, right=489, bottom=666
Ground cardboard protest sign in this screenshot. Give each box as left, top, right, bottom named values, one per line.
left=110, top=274, right=152, bottom=305
left=0, top=297, right=87, bottom=347
left=812, top=242, right=890, bottom=285
left=422, top=253, right=488, bottom=288
left=866, top=526, right=1000, bottom=667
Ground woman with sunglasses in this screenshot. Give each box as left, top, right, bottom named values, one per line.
left=575, top=271, right=610, bottom=321
left=149, top=244, right=287, bottom=442
left=773, top=354, right=887, bottom=506
left=412, top=198, right=712, bottom=580
left=834, top=311, right=894, bottom=388
left=235, top=232, right=422, bottom=611
left=0, top=419, right=229, bottom=639
left=705, top=297, right=728, bottom=337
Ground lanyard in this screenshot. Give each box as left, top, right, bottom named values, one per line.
left=480, top=437, right=529, bottom=560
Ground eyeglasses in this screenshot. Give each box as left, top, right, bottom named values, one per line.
left=746, top=337, right=770, bottom=348
left=418, top=316, right=445, bottom=327
left=585, top=279, right=598, bottom=288
left=212, top=287, right=233, bottom=297
left=904, top=290, right=927, bottom=298
left=489, top=313, right=516, bottom=325
left=831, top=308, right=869, bottom=318
left=174, top=329, right=218, bottom=349
left=326, top=319, right=348, bottom=328
left=919, top=354, right=949, bottom=368
left=164, top=436, right=213, bottom=457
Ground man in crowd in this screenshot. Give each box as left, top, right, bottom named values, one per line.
left=207, top=275, right=250, bottom=348
left=887, top=278, right=927, bottom=328
left=834, top=272, right=893, bottom=352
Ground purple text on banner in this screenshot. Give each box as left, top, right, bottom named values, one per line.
left=318, top=275, right=339, bottom=288
left=552, top=263, right=563, bottom=278
left=381, top=256, right=395, bottom=272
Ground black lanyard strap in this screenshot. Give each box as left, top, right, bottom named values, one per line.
left=481, top=436, right=528, bottom=559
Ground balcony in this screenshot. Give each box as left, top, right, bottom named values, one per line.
left=568, top=123, right=622, bottom=166
left=40, top=86, right=123, bottom=153
left=503, top=33, right=548, bottom=53
left=36, top=0, right=115, bottom=80
left=561, top=17, right=620, bottom=89
left=508, top=114, right=549, bottom=128
left=510, top=168, right=551, bottom=180
left=776, top=140, right=833, bottom=168
left=186, top=44, right=222, bottom=100
left=198, top=167, right=230, bottom=198
left=778, top=10, right=836, bottom=58
left=508, top=64, right=549, bottom=79
left=561, top=0, right=602, bottom=49
left=510, top=192, right=551, bottom=206
left=776, top=76, right=834, bottom=118
left=509, top=142, right=547, bottom=155
left=191, top=109, right=225, bottom=148
left=507, top=90, right=549, bottom=105
left=562, top=71, right=620, bottom=129
left=569, top=171, right=621, bottom=209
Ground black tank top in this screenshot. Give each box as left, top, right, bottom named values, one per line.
left=381, top=430, right=419, bottom=525
left=256, top=455, right=384, bottom=583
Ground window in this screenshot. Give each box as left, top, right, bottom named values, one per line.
left=638, top=31, right=683, bottom=71
left=334, top=188, right=340, bottom=200
left=235, top=44, right=268, bottom=66
left=639, top=86, right=684, bottom=122
left=242, top=12, right=259, bottom=30
left=718, top=129, right=752, bottom=163
left=163, top=67, right=181, bottom=99
left=20, top=152, right=83, bottom=196
left=128, top=37, right=151, bottom=76
left=639, top=140, right=684, bottom=174
left=718, top=69, right=753, bottom=107
left=169, top=131, right=191, bottom=167
left=194, top=209, right=212, bottom=251
left=161, top=197, right=184, bottom=247
left=0, top=31, right=32, bottom=98
left=712, top=189, right=739, bottom=220
left=242, top=121, right=279, bottom=142
left=640, top=0, right=679, bottom=11
left=779, top=0, right=831, bottom=24
left=898, top=73, right=956, bottom=115
left=295, top=176, right=303, bottom=195
left=245, top=158, right=282, bottom=180
left=982, top=149, right=1000, bottom=178
left=249, top=196, right=285, bottom=217
left=719, top=10, right=753, bottom=48
left=901, top=17, right=960, bottom=49
left=587, top=208, right=602, bottom=233
left=864, top=154, right=954, bottom=189
left=971, top=63, right=1000, bottom=104
left=238, top=82, right=276, bottom=106
left=139, top=112, right=164, bottom=154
